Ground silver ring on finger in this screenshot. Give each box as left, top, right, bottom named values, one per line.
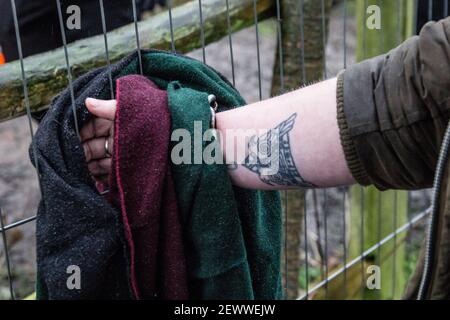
left=105, top=139, right=112, bottom=158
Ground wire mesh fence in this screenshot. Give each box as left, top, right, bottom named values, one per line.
left=0, top=0, right=445, bottom=300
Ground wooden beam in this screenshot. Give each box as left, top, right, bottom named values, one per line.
left=0, top=0, right=274, bottom=122
left=349, top=0, right=415, bottom=300
left=310, top=231, right=408, bottom=300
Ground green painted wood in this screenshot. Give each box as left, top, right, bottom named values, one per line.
left=349, top=0, right=415, bottom=300
left=0, top=0, right=275, bottom=122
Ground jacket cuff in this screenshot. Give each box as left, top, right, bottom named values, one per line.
left=336, top=71, right=371, bottom=186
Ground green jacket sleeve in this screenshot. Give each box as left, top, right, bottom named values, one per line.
left=337, top=17, right=450, bottom=190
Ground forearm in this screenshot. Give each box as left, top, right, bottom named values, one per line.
left=216, top=77, right=355, bottom=190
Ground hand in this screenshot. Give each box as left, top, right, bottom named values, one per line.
left=81, top=98, right=117, bottom=185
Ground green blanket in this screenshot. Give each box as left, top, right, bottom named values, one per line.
left=35, top=50, right=282, bottom=299
left=121, top=51, right=283, bottom=299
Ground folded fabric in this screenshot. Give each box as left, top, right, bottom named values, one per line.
left=109, top=75, right=188, bottom=299
left=32, top=50, right=282, bottom=299
left=166, top=82, right=282, bottom=299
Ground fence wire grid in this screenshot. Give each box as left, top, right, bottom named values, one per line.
left=0, top=0, right=445, bottom=300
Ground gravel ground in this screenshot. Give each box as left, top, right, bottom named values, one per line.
left=0, top=2, right=431, bottom=299
left=0, top=118, right=39, bottom=299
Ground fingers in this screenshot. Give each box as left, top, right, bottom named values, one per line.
left=88, top=158, right=112, bottom=177
left=95, top=179, right=110, bottom=191
left=83, top=137, right=114, bottom=162
left=85, top=98, right=117, bottom=121
left=80, top=120, right=95, bottom=142
left=83, top=98, right=116, bottom=183
left=88, top=158, right=112, bottom=192
left=80, top=117, right=113, bottom=142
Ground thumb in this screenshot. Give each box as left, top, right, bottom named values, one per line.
left=85, top=98, right=117, bottom=121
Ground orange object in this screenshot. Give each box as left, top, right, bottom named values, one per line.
left=0, top=52, right=5, bottom=65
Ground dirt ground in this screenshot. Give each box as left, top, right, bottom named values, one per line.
left=0, top=2, right=430, bottom=299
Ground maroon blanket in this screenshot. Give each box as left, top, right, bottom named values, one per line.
left=108, top=75, right=188, bottom=299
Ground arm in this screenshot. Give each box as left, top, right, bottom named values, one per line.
left=217, top=77, right=355, bottom=190
left=82, top=79, right=355, bottom=191
left=82, top=17, right=450, bottom=192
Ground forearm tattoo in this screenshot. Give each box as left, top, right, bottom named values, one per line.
left=239, top=113, right=315, bottom=188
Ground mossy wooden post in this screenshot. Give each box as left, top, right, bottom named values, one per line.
left=349, top=0, right=414, bottom=300
left=272, top=0, right=332, bottom=299
left=0, top=0, right=275, bottom=122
